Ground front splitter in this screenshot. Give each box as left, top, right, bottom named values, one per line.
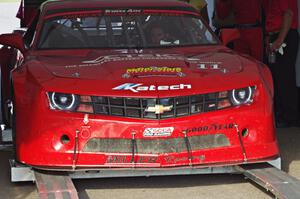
left=10, top=157, right=281, bottom=182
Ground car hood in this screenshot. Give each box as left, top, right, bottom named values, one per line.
left=40, top=50, right=242, bottom=80
left=29, top=48, right=260, bottom=97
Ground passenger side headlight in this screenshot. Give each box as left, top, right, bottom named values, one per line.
left=230, top=87, right=254, bottom=106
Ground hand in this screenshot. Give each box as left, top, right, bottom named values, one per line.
left=270, top=38, right=284, bottom=52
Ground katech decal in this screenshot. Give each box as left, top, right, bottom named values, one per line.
left=126, top=66, right=182, bottom=73
left=143, top=127, right=174, bottom=137
left=113, top=83, right=192, bottom=93
left=185, top=123, right=234, bottom=133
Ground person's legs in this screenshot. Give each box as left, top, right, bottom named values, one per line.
left=274, top=29, right=299, bottom=124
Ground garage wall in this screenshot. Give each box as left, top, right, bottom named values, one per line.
left=296, top=0, right=300, bottom=86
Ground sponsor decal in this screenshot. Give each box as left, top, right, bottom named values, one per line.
left=198, top=63, right=220, bottom=70
left=164, top=155, right=205, bottom=164
left=126, top=66, right=182, bottom=74
left=106, top=155, right=128, bottom=164
left=65, top=54, right=225, bottom=71
left=44, top=11, right=103, bottom=20
left=185, top=123, right=234, bottom=133
left=143, top=127, right=174, bottom=137
left=197, top=62, right=228, bottom=73
left=84, top=54, right=184, bottom=63
left=113, top=83, right=192, bottom=93
left=106, top=155, right=158, bottom=164
left=198, top=62, right=222, bottom=69
left=122, top=66, right=185, bottom=78
left=65, top=54, right=185, bottom=68
left=105, top=9, right=142, bottom=15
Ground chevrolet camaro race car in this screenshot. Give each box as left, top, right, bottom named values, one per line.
left=0, top=0, right=279, bottom=174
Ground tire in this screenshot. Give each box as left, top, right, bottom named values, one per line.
left=0, top=68, right=5, bottom=125
left=10, top=94, right=17, bottom=159
left=0, top=70, right=13, bottom=128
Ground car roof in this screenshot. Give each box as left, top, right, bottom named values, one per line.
left=41, top=0, right=196, bottom=15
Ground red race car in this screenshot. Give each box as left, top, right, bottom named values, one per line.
left=0, top=0, right=279, bottom=176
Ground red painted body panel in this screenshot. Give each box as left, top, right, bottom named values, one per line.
left=5, top=0, right=278, bottom=170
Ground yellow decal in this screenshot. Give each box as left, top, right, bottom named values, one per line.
left=126, top=67, right=182, bottom=74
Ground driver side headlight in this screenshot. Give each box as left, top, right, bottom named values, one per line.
left=48, top=92, right=80, bottom=111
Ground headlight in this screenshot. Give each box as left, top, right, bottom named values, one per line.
left=230, top=87, right=254, bottom=105
left=48, top=92, right=80, bottom=111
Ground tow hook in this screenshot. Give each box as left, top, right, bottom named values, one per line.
left=182, top=130, right=193, bottom=167
left=234, top=124, right=248, bottom=162
left=131, top=131, right=137, bottom=167
left=72, top=129, right=80, bottom=171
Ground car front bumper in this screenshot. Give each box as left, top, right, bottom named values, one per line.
left=16, top=98, right=279, bottom=169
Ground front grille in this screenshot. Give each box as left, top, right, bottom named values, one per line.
left=87, top=91, right=231, bottom=119
left=83, top=134, right=230, bottom=154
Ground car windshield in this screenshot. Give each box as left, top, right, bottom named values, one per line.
left=38, top=10, right=218, bottom=49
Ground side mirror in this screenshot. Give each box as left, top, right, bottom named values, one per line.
left=0, top=33, right=26, bottom=53
left=219, top=28, right=240, bottom=46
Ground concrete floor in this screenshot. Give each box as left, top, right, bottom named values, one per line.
left=0, top=127, right=299, bottom=199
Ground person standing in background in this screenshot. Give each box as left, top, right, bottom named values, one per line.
left=180, top=0, right=209, bottom=23
left=214, top=0, right=264, bottom=61
left=265, top=0, right=300, bottom=127
left=190, top=0, right=209, bottom=23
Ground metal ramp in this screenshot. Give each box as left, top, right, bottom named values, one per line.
left=9, top=160, right=79, bottom=198
left=34, top=170, right=79, bottom=199
left=236, top=163, right=300, bottom=199
left=9, top=162, right=300, bottom=199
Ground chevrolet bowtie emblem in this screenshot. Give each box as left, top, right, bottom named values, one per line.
left=145, top=105, right=173, bottom=114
